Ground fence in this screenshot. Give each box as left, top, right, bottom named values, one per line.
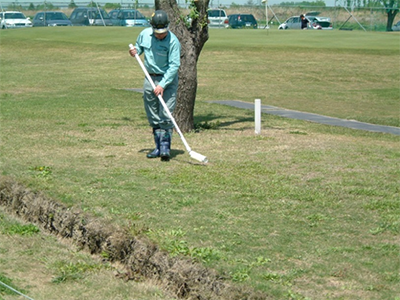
left=1, top=1, right=397, bottom=31
left=215, top=5, right=394, bottom=31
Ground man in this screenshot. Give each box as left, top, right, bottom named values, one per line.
left=300, top=14, right=309, bottom=29
left=129, top=10, right=181, bottom=161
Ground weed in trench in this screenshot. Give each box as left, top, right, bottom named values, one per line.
left=231, top=257, right=272, bottom=282
left=51, top=261, right=106, bottom=284
left=0, top=215, right=39, bottom=236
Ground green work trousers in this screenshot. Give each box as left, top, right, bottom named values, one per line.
left=143, top=74, right=178, bottom=130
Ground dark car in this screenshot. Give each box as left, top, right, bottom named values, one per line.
left=108, top=9, right=149, bottom=27
left=69, top=7, right=112, bottom=26
left=32, top=11, right=72, bottom=27
left=228, top=14, right=258, bottom=29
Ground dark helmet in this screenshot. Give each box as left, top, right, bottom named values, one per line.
left=150, top=10, right=169, bottom=34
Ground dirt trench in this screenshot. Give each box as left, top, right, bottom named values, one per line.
left=0, top=176, right=269, bottom=300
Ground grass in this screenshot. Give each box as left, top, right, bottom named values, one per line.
left=1, top=27, right=399, bottom=299
left=0, top=272, right=28, bottom=297
left=0, top=211, right=173, bottom=299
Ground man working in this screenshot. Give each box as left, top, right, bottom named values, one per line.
left=129, top=10, right=181, bottom=161
left=300, top=14, right=309, bottom=29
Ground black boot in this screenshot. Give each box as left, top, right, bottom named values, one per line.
left=160, top=129, right=172, bottom=162
left=147, top=128, right=162, bottom=158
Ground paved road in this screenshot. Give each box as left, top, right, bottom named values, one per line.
left=208, top=100, right=400, bottom=136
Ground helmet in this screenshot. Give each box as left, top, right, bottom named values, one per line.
left=150, top=10, right=169, bottom=34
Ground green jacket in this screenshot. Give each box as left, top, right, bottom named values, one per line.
left=135, top=27, right=181, bottom=89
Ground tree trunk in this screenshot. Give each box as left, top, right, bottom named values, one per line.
left=155, top=0, right=210, bottom=132
left=386, top=9, right=397, bottom=31
left=382, top=0, right=399, bottom=31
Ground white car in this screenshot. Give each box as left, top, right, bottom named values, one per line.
left=306, top=15, right=332, bottom=30
left=1, top=11, right=32, bottom=29
left=208, top=9, right=229, bottom=28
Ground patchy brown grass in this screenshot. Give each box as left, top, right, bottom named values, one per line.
left=0, top=176, right=269, bottom=300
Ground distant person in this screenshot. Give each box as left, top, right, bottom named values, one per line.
left=129, top=10, right=181, bottom=161
left=300, top=14, right=309, bottom=29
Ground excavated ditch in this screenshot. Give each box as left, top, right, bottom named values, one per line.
left=0, top=177, right=268, bottom=300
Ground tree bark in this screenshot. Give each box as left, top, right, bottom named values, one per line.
left=155, top=0, right=210, bottom=132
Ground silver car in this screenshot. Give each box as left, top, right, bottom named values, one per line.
left=207, top=9, right=229, bottom=28
left=278, top=16, right=303, bottom=30
left=108, top=9, right=150, bottom=27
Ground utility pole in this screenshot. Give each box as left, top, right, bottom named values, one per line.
left=262, top=0, right=269, bottom=29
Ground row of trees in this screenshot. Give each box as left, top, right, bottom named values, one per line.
left=224, top=0, right=397, bottom=8
left=278, top=1, right=327, bottom=6
left=5, top=0, right=398, bottom=12
left=339, top=0, right=399, bottom=8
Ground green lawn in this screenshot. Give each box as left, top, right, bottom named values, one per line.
left=1, top=27, right=399, bottom=300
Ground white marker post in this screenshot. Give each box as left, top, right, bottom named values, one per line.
left=255, top=99, right=261, bottom=135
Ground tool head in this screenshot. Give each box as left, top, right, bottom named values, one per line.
left=190, top=151, right=208, bottom=164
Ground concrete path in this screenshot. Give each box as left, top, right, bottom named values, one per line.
left=208, top=100, right=400, bottom=136
left=123, top=89, right=400, bottom=136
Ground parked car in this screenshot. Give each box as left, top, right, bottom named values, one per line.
left=392, top=20, right=400, bottom=31
left=228, top=14, right=257, bottom=29
left=207, top=8, right=229, bottom=28
left=305, top=12, right=332, bottom=30
left=108, top=9, right=149, bottom=27
left=0, top=11, right=32, bottom=29
left=278, top=12, right=332, bottom=30
left=278, top=16, right=301, bottom=30
left=69, top=7, right=112, bottom=26
left=32, top=11, right=72, bottom=27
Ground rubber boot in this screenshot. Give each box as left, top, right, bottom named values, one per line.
left=160, top=129, right=172, bottom=162
left=146, top=128, right=162, bottom=158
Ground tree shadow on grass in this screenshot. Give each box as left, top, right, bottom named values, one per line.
left=194, top=113, right=254, bottom=130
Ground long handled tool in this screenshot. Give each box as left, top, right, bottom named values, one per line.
left=129, top=44, right=208, bottom=164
